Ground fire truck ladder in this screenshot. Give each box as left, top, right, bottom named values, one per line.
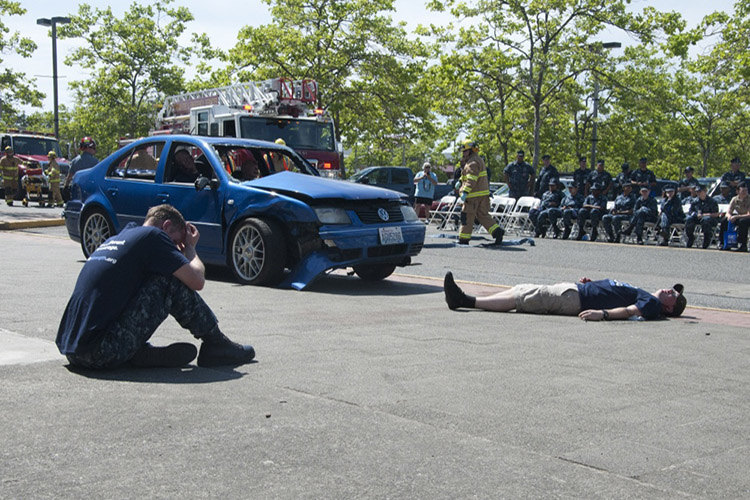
left=157, top=79, right=319, bottom=125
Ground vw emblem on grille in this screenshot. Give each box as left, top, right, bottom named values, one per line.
left=377, top=208, right=390, bottom=221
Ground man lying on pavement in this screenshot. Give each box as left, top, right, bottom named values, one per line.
left=443, top=272, right=686, bottom=321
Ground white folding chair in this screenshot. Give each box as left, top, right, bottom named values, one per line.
left=489, top=195, right=515, bottom=227
left=506, top=196, right=540, bottom=235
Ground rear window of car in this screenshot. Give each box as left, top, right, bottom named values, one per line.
left=108, top=143, right=163, bottom=180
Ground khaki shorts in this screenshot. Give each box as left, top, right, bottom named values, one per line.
left=512, top=283, right=581, bottom=315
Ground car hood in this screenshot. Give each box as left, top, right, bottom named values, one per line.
left=246, top=171, right=404, bottom=201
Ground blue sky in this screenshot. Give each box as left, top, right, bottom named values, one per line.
left=3, top=0, right=738, bottom=112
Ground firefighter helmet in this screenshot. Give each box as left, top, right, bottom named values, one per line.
left=274, top=138, right=286, bottom=146
left=80, top=137, right=96, bottom=149
left=47, top=151, right=57, bottom=158
left=461, top=139, right=478, bottom=153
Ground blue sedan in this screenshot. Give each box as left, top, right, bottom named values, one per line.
left=63, top=135, right=425, bottom=289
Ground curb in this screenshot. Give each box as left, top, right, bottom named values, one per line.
left=0, top=218, right=66, bottom=230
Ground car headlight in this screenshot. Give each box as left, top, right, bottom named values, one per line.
left=315, top=207, right=351, bottom=224
left=400, top=205, right=419, bottom=222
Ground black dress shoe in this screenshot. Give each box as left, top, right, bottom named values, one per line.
left=198, top=334, right=255, bottom=367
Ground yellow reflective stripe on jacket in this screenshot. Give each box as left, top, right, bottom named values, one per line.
left=466, top=189, right=490, bottom=198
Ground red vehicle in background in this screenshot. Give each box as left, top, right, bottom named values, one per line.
left=155, top=78, right=345, bottom=178
left=1, top=129, right=70, bottom=181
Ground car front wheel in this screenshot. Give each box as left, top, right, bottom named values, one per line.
left=353, top=263, right=396, bottom=281
left=228, top=218, right=286, bottom=286
left=81, top=208, right=114, bottom=258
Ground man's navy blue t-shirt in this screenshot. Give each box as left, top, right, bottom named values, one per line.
left=577, top=279, right=662, bottom=319
left=56, top=223, right=188, bottom=355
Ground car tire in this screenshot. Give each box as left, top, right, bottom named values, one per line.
left=352, top=263, right=396, bottom=281
left=228, top=218, right=286, bottom=286
left=81, top=208, right=114, bottom=258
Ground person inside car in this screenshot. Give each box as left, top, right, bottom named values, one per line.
left=171, top=148, right=200, bottom=183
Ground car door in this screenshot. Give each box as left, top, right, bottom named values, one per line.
left=103, top=141, right=164, bottom=227
left=156, top=141, right=225, bottom=257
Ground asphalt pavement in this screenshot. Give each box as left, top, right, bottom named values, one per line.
left=1, top=211, right=749, bottom=499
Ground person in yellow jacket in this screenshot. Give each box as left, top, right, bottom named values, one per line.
left=264, top=138, right=290, bottom=173
left=1, top=146, right=23, bottom=206
left=457, top=140, right=504, bottom=246
left=46, top=151, right=64, bottom=207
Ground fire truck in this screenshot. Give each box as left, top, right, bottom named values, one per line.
left=1, top=129, right=70, bottom=190
left=154, top=78, right=344, bottom=178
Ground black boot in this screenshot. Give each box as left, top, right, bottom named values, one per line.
left=659, top=230, right=669, bottom=246
left=130, top=342, right=197, bottom=368
left=198, top=328, right=255, bottom=367
left=492, top=227, right=505, bottom=245
left=444, top=272, right=476, bottom=310
left=562, top=226, right=571, bottom=240
left=590, top=227, right=598, bottom=242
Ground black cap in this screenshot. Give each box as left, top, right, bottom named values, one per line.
left=516, top=150, right=525, bottom=156
left=684, top=166, right=694, bottom=172
left=621, top=162, right=630, bottom=170
left=640, top=185, right=650, bottom=192
left=720, top=181, right=731, bottom=188
left=579, top=155, right=586, bottom=162
left=668, top=284, right=687, bottom=317
left=597, top=159, right=604, bottom=166
left=548, top=178, right=557, bottom=185
left=542, top=154, right=550, bottom=160
left=731, top=157, right=741, bottom=163
left=639, top=157, right=648, bottom=162
left=695, top=184, right=704, bottom=192
left=663, top=185, right=675, bottom=192
left=622, top=182, right=633, bottom=188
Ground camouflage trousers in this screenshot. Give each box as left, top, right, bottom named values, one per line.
left=67, top=275, right=218, bottom=369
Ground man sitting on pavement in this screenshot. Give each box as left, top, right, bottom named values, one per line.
left=531, top=179, right=562, bottom=238
left=443, top=272, right=686, bottom=321
left=576, top=186, right=607, bottom=241
left=621, top=186, right=658, bottom=245
left=602, top=182, right=636, bottom=243
left=657, top=186, right=685, bottom=246
left=56, top=204, right=256, bottom=369
left=685, top=184, right=720, bottom=249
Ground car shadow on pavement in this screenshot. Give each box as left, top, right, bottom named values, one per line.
left=305, top=274, right=441, bottom=296
left=64, top=363, right=248, bottom=383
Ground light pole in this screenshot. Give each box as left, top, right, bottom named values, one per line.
left=590, top=41, right=621, bottom=169
left=37, top=16, right=71, bottom=140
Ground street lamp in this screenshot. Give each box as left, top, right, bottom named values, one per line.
left=37, top=16, right=71, bottom=140
left=590, top=41, right=621, bottom=169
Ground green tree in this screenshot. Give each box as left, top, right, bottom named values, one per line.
left=426, top=0, right=684, bottom=171
left=0, top=0, right=43, bottom=126
left=57, top=0, right=212, bottom=155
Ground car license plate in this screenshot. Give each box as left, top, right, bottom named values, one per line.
left=378, top=226, right=404, bottom=245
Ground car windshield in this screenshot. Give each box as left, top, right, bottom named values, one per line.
left=239, top=116, right=335, bottom=151
left=211, top=144, right=313, bottom=182
left=349, top=168, right=375, bottom=183
left=11, top=137, right=62, bottom=157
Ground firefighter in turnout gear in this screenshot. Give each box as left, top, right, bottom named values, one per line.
left=1, top=146, right=23, bottom=206
left=457, top=140, right=504, bottom=246
left=46, top=151, right=64, bottom=207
